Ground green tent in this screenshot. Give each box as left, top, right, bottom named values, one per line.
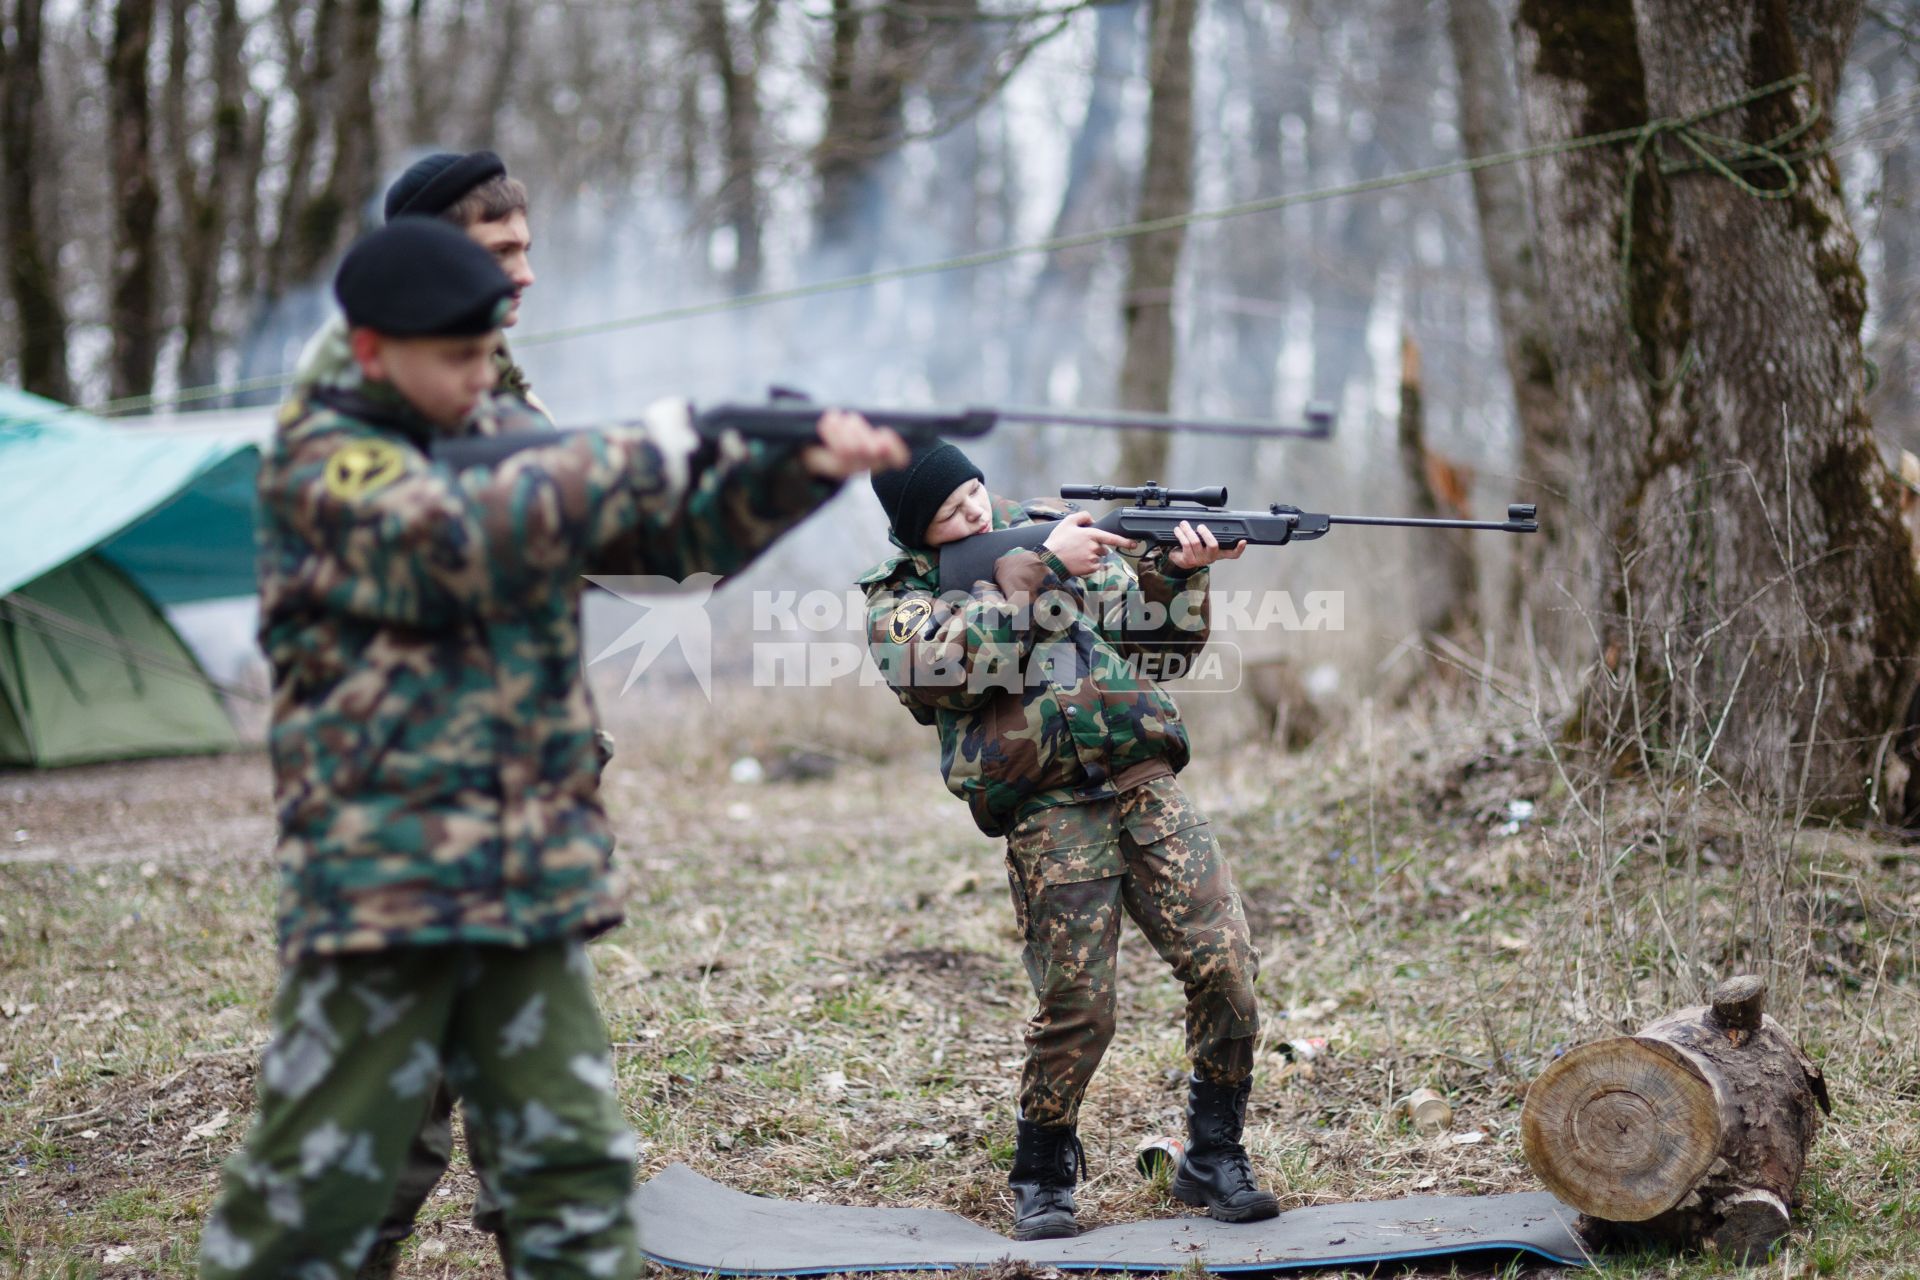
left=0, top=385, right=261, bottom=767
left=0, top=555, right=242, bottom=766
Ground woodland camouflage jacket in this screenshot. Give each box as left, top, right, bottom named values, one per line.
left=258, top=380, right=835, bottom=961
left=858, top=495, right=1211, bottom=837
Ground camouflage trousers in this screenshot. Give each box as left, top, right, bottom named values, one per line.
left=1004, top=775, right=1260, bottom=1127
left=353, top=1082, right=503, bottom=1279
left=198, top=941, right=639, bottom=1280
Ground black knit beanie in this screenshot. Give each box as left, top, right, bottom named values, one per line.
left=384, top=150, right=507, bottom=222
left=870, top=441, right=985, bottom=549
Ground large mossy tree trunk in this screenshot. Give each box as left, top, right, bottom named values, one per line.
left=1514, top=0, right=1920, bottom=815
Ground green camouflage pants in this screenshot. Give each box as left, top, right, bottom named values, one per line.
left=199, top=941, right=639, bottom=1280
left=1005, top=775, right=1260, bottom=1126
left=353, top=728, right=620, bottom=1276
left=354, top=1082, right=504, bottom=1279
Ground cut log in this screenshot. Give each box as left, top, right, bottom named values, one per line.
left=1521, top=976, right=1831, bottom=1263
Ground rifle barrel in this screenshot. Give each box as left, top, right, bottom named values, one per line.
left=995, top=403, right=1334, bottom=440
left=1327, top=514, right=1534, bottom=532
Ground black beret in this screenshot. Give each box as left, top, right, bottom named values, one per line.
left=334, top=217, right=516, bottom=337
left=383, top=149, right=507, bottom=221
left=870, top=441, right=985, bottom=549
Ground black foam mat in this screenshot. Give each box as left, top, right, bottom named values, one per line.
left=635, top=1163, right=1591, bottom=1274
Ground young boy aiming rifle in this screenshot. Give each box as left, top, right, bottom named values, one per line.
left=199, top=218, right=904, bottom=1278
left=858, top=442, right=1280, bottom=1240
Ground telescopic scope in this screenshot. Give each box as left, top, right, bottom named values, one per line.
left=1059, top=483, right=1229, bottom=507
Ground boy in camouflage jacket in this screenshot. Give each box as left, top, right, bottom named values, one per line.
left=198, top=218, right=904, bottom=1279
left=284, top=151, right=639, bottom=1274
left=858, top=443, right=1280, bottom=1239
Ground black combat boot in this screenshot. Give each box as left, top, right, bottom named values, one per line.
left=1169, top=1076, right=1281, bottom=1222
left=1009, top=1117, right=1084, bottom=1240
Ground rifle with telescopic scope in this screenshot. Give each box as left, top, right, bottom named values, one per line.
left=937, top=482, right=1540, bottom=590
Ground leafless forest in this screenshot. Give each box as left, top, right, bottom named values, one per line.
left=17, top=0, right=1917, bottom=804
left=6, top=4, right=1920, bottom=1273
left=6, top=0, right=1920, bottom=810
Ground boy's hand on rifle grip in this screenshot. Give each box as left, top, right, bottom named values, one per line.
left=801, top=410, right=911, bottom=479
left=1168, top=520, right=1247, bottom=571
left=1043, top=511, right=1136, bottom=577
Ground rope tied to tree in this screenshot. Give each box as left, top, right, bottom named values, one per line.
left=1616, top=73, right=1820, bottom=390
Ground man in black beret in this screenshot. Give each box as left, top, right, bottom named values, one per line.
left=294, top=149, right=542, bottom=409
left=384, top=149, right=534, bottom=331
left=201, top=219, right=907, bottom=1280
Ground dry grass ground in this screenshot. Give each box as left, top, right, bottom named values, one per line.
left=1, top=680, right=1915, bottom=1279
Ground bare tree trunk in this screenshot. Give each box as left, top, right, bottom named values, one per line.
left=674, top=71, right=703, bottom=205
left=921, top=0, right=986, bottom=401
left=308, top=0, right=381, bottom=262
left=1009, top=0, right=1138, bottom=409
left=1398, top=336, right=1479, bottom=641
left=168, top=0, right=247, bottom=391
left=479, top=0, right=521, bottom=144
left=813, top=0, right=916, bottom=266
left=1445, top=0, right=1571, bottom=643
left=404, top=0, right=472, bottom=145
left=1308, top=0, right=1429, bottom=413
left=234, top=79, right=271, bottom=305
left=262, top=0, right=377, bottom=291
left=406, top=0, right=432, bottom=142
left=1516, top=0, right=1920, bottom=814
left=1, top=0, right=74, bottom=401
left=163, top=0, right=193, bottom=369
left=1218, top=0, right=1288, bottom=420
left=263, top=0, right=341, bottom=301
left=109, top=0, right=162, bottom=401
left=1115, top=0, right=1196, bottom=481
left=1867, top=55, right=1916, bottom=446
left=697, top=0, right=764, bottom=294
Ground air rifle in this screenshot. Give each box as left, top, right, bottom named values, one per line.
left=937, top=482, right=1540, bottom=590
left=429, top=389, right=1337, bottom=470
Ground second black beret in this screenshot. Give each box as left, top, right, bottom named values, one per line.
left=384, top=149, right=508, bottom=222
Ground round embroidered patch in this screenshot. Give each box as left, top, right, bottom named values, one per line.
left=323, top=439, right=408, bottom=501
left=887, top=598, right=933, bottom=644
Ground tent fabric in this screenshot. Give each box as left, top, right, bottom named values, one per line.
left=0, top=384, right=261, bottom=604
left=0, top=384, right=264, bottom=766
left=99, top=448, right=262, bottom=605
left=0, top=554, right=239, bottom=766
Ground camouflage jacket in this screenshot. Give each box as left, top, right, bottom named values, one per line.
left=858, top=495, right=1211, bottom=837
left=259, top=380, right=836, bottom=961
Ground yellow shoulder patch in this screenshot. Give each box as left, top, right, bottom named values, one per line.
left=276, top=398, right=306, bottom=428
left=323, top=439, right=409, bottom=502
left=887, top=597, right=933, bottom=644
